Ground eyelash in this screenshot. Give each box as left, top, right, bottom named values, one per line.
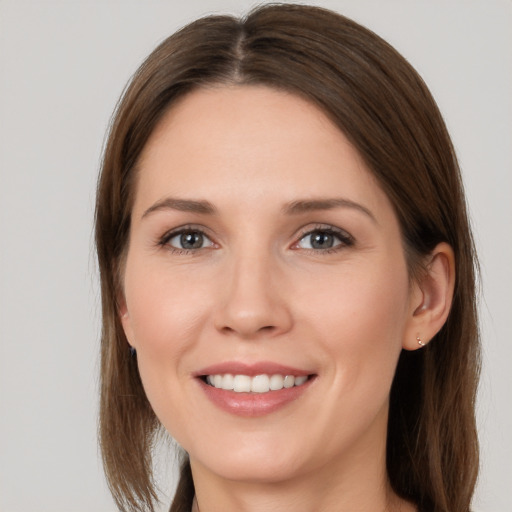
left=158, top=225, right=214, bottom=255
left=157, top=224, right=354, bottom=255
left=293, top=225, right=355, bottom=254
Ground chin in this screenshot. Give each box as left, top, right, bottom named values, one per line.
left=198, top=454, right=306, bottom=484
left=187, top=434, right=311, bottom=484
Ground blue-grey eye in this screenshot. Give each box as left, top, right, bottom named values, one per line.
left=297, top=230, right=344, bottom=250
left=167, top=231, right=213, bottom=250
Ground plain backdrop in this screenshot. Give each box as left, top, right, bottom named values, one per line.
left=0, top=1, right=510, bottom=511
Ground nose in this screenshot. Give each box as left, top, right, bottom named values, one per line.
left=214, top=251, right=293, bottom=340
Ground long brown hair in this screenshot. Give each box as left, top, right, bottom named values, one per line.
left=95, top=4, right=480, bottom=512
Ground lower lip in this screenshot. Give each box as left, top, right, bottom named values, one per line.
left=198, top=377, right=315, bottom=417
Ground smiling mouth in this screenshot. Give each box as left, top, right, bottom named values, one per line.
left=202, top=373, right=312, bottom=393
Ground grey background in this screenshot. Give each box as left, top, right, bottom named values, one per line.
left=0, top=1, right=510, bottom=510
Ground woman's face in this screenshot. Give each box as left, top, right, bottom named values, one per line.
left=120, top=85, right=420, bottom=484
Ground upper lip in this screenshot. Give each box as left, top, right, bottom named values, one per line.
left=194, top=361, right=313, bottom=377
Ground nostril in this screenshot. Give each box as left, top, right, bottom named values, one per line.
left=219, top=323, right=278, bottom=339
left=214, top=295, right=293, bottom=338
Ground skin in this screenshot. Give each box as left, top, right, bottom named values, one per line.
left=120, top=85, right=454, bottom=512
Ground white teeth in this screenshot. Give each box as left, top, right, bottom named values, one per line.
left=269, top=374, right=284, bottom=390
left=205, top=373, right=309, bottom=393
left=283, top=375, right=295, bottom=388
left=294, top=375, right=308, bottom=386
left=233, top=375, right=252, bottom=392
left=251, top=374, right=270, bottom=393
left=221, top=374, right=234, bottom=390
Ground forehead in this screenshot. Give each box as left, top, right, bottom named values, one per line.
left=133, top=85, right=391, bottom=220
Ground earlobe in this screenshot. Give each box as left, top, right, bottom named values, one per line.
left=403, top=242, right=455, bottom=351
left=117, top=292, right=129, bottom=319
left=118, top=295, right=136, bottom=348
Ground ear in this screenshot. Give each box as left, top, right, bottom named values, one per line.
left=118, top=293, right=136, bottom=349
left=403, top=242, right=455, bottom=351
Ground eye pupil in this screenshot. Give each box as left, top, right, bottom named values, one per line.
left=311, top=232, right=333, bottom=249
left=180, top=232, right=203, bottom=249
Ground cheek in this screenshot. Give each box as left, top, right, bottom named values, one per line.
left=304, top=258, right=410, bottom=390
left=309, top=257, right=408, bottom=322
left=123, top=256, right=212, bottom=352
left=284, top=261, right=410, bottom=461
left=121, top=255, right=217, bottom=424
left=121, top=256, right=217, bottom=432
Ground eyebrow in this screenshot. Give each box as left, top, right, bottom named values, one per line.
left=283, top=198, right=377, bottom=223
left=141, top=198, right=217, bottom=219
left=141, top=196, right=376, bottom=223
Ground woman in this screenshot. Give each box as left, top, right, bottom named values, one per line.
left=95, top=4, right=480, bottom=512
